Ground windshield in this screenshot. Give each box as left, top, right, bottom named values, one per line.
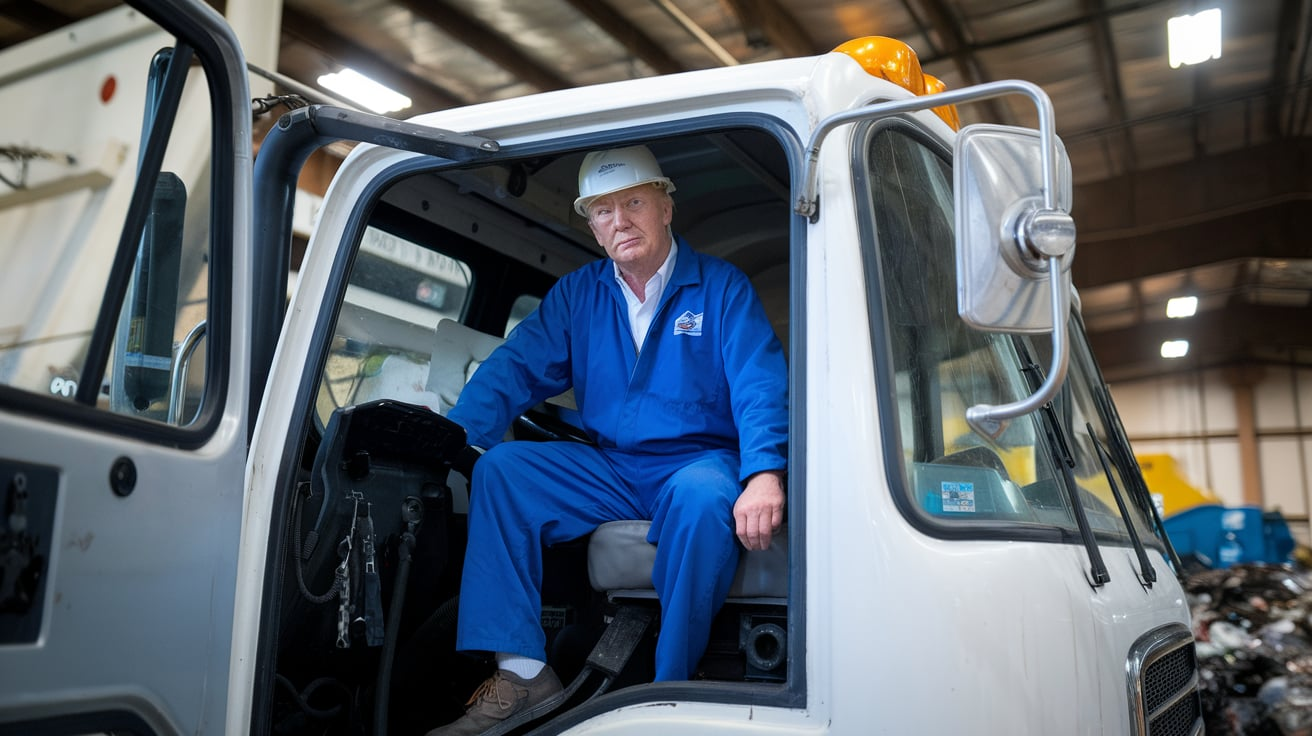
left=860, top=120, right=1161, bottom=551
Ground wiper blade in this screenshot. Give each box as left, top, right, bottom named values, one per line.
left=1095, top=378, right=1187, bottom=578
left=1017, top=345, right=1110, bottom=587
left=1087, top=422, right=1156, bottom=587
left=1039, top=403, right=1110, bottom=587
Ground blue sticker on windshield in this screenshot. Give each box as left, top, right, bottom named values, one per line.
left=941, top=481, right=976, bottom=513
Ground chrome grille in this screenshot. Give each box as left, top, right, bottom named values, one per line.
left=1127, top=623, right=1204, bottom=736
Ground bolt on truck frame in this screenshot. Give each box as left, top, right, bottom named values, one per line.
left=0, top=0, right=1202, bottom=734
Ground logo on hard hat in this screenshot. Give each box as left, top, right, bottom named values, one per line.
left=597, top=163, right=626, bottom=174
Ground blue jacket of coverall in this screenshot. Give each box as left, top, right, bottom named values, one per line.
left=449, top=235, right=788, bottom=480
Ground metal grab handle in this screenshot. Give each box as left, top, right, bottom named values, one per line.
left=168, top=320, right=207, bottom=425
left=965, top=258, right=1069, bottom=439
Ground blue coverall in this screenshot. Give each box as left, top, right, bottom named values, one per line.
left=448, top=236, right=788, bottom=681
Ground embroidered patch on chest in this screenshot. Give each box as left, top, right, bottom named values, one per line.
left=672, top=310, right=703, bottom=336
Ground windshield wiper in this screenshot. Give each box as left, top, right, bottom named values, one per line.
left=1086, top=423, right=1156, bottom=588
left=1020, top=356, right=1110, bottom=588
left=1041, top=402, right=1110, bottom=587
left=1090, top=375, right=1187, bottom=578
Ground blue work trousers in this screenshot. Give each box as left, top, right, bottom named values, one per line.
left=455, top=440, right=742, bottom=681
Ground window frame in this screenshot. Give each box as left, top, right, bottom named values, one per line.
left=252, top=114, right=812, bottom=723
left=858, top=118, right=1155, bottom=549
left=0, top=0, right=242, bottom=449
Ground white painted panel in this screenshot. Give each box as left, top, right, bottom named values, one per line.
left=1112, top=375, right=1208, bottom=436
left=1302, top=437, right=1312, bottom=515
left=1206, top=439, right=1245, bottom=507
left=1290, top=523, right=1310, bottom=549
left=1260, top=438, right=1306, bottom=515
left=1201, top=368, right=1238, bottom=432
left=1299, top=369, right=1312, bottom=431
left=1255, top=365, right=1298, bottom=430
left=1110, top=379, right=1164, bottom=434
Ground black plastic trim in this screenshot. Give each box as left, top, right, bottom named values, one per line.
left=248, top=105, right=500, bottom=440
left=0, top=709, right=157, bottom=736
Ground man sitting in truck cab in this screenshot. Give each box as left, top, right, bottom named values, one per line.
left=429, top=145, right=789, bottom=735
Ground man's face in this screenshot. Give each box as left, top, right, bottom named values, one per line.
left=586, top=183, right=674, bottom=270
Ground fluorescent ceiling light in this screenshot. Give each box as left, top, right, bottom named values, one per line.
left=317, top=68, right=412, bottom=114
left=1166, top=295, right=1198, bottom=318
left=1160, top=340, right=1190, bottom=359
left=1168, top=9, right=1222, bottom=69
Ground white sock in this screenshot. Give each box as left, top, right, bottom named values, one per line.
left=495, top=652, right=546, bottom=679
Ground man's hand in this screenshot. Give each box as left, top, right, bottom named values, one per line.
left=734, top=470, right=785, bottom=551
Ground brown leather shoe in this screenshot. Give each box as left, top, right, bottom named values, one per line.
left=425, top=668, right=563, bottom=736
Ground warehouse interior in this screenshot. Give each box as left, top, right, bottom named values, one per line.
left=3, top=0, right=1312, bottom=734
left=8, top=0, right=1308, bottom=539
left=3, top=1, right=1309, bottom=532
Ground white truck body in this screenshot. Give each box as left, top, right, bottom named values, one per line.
left=0, top=1, right=1200, bottom=735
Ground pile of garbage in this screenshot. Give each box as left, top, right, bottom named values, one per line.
left=1187, top=558, right=1312, bottom=735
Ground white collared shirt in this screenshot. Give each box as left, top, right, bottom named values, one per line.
left=614, top=239, right=678, bottom=354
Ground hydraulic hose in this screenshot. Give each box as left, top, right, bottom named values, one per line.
left=374, top=496, right=423, bottom=736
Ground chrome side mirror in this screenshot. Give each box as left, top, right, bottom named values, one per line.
left=954, top=124, right=1076, bottom=438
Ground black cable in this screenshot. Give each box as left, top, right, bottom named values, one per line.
left=292, top=483, right=339, bottom=604
left=274, top=673, right=349, bottom=720
left=373, top=531, right=415, bottom=736
left=251, top=93, right=310, bottom=117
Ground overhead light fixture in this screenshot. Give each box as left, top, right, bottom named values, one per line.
left=1166, top=295, right=1198, bottom=318
left=317, top=68, right=412, bottom=114
left=1160, top=340, right=1190, bottom=359
left=1168, top=8, right=1222, bottom=69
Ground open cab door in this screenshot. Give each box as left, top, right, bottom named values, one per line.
left=0, top=1, right=254, bottom=732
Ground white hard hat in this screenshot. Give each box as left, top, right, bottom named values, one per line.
left=573, top=145, right=676, bottom=217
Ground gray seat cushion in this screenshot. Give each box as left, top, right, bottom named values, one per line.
left=587, top=520, right=788, bottom=599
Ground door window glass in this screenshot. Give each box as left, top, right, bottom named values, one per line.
left=0, top=5, right=215, bottom=427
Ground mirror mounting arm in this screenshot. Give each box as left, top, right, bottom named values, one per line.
left=966, top=256, right=1071, bottom=439
left=967, top=205, right=1076, bottom=438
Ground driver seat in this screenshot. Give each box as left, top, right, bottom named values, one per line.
left=587, top=520, right=789, bottom=601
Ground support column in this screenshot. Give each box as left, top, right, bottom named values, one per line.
left=1225, top=366, right=1265, bottom=506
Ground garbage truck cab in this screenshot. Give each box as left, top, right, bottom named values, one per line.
left=0, top=0, right=1202, bottom=734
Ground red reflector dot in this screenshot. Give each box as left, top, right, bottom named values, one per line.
left=100, top=75, right=117, bottom=104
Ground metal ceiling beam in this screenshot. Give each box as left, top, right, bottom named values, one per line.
left=903, top=0, right=1010, bottom=124
left=1073, top=200, right=1312, bottom=288
left=1082, top=0, right=1136, bottom=173
left=897, top=0, right=942, bottom=56
left=652, top=0, right=738, bottom=66
left=0, top=0, right=74, bottom=43
left=1271, top=0, right=1306, bottom=138
left=720, top=0, right=817, bottom=58
left=1088, top=302, right=1312, bottom=381
left=920, top=0, right=1178, bottom=63
left=280, top=5, right=466, bottom=112
left=391, top=0, right=572, bottom=92
left=1072, top=140, right=1311, bottom=290
left=560, top=0, right=687, bottom=75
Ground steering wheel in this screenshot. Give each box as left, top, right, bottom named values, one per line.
left=513, top=408, right=593, bottom=445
